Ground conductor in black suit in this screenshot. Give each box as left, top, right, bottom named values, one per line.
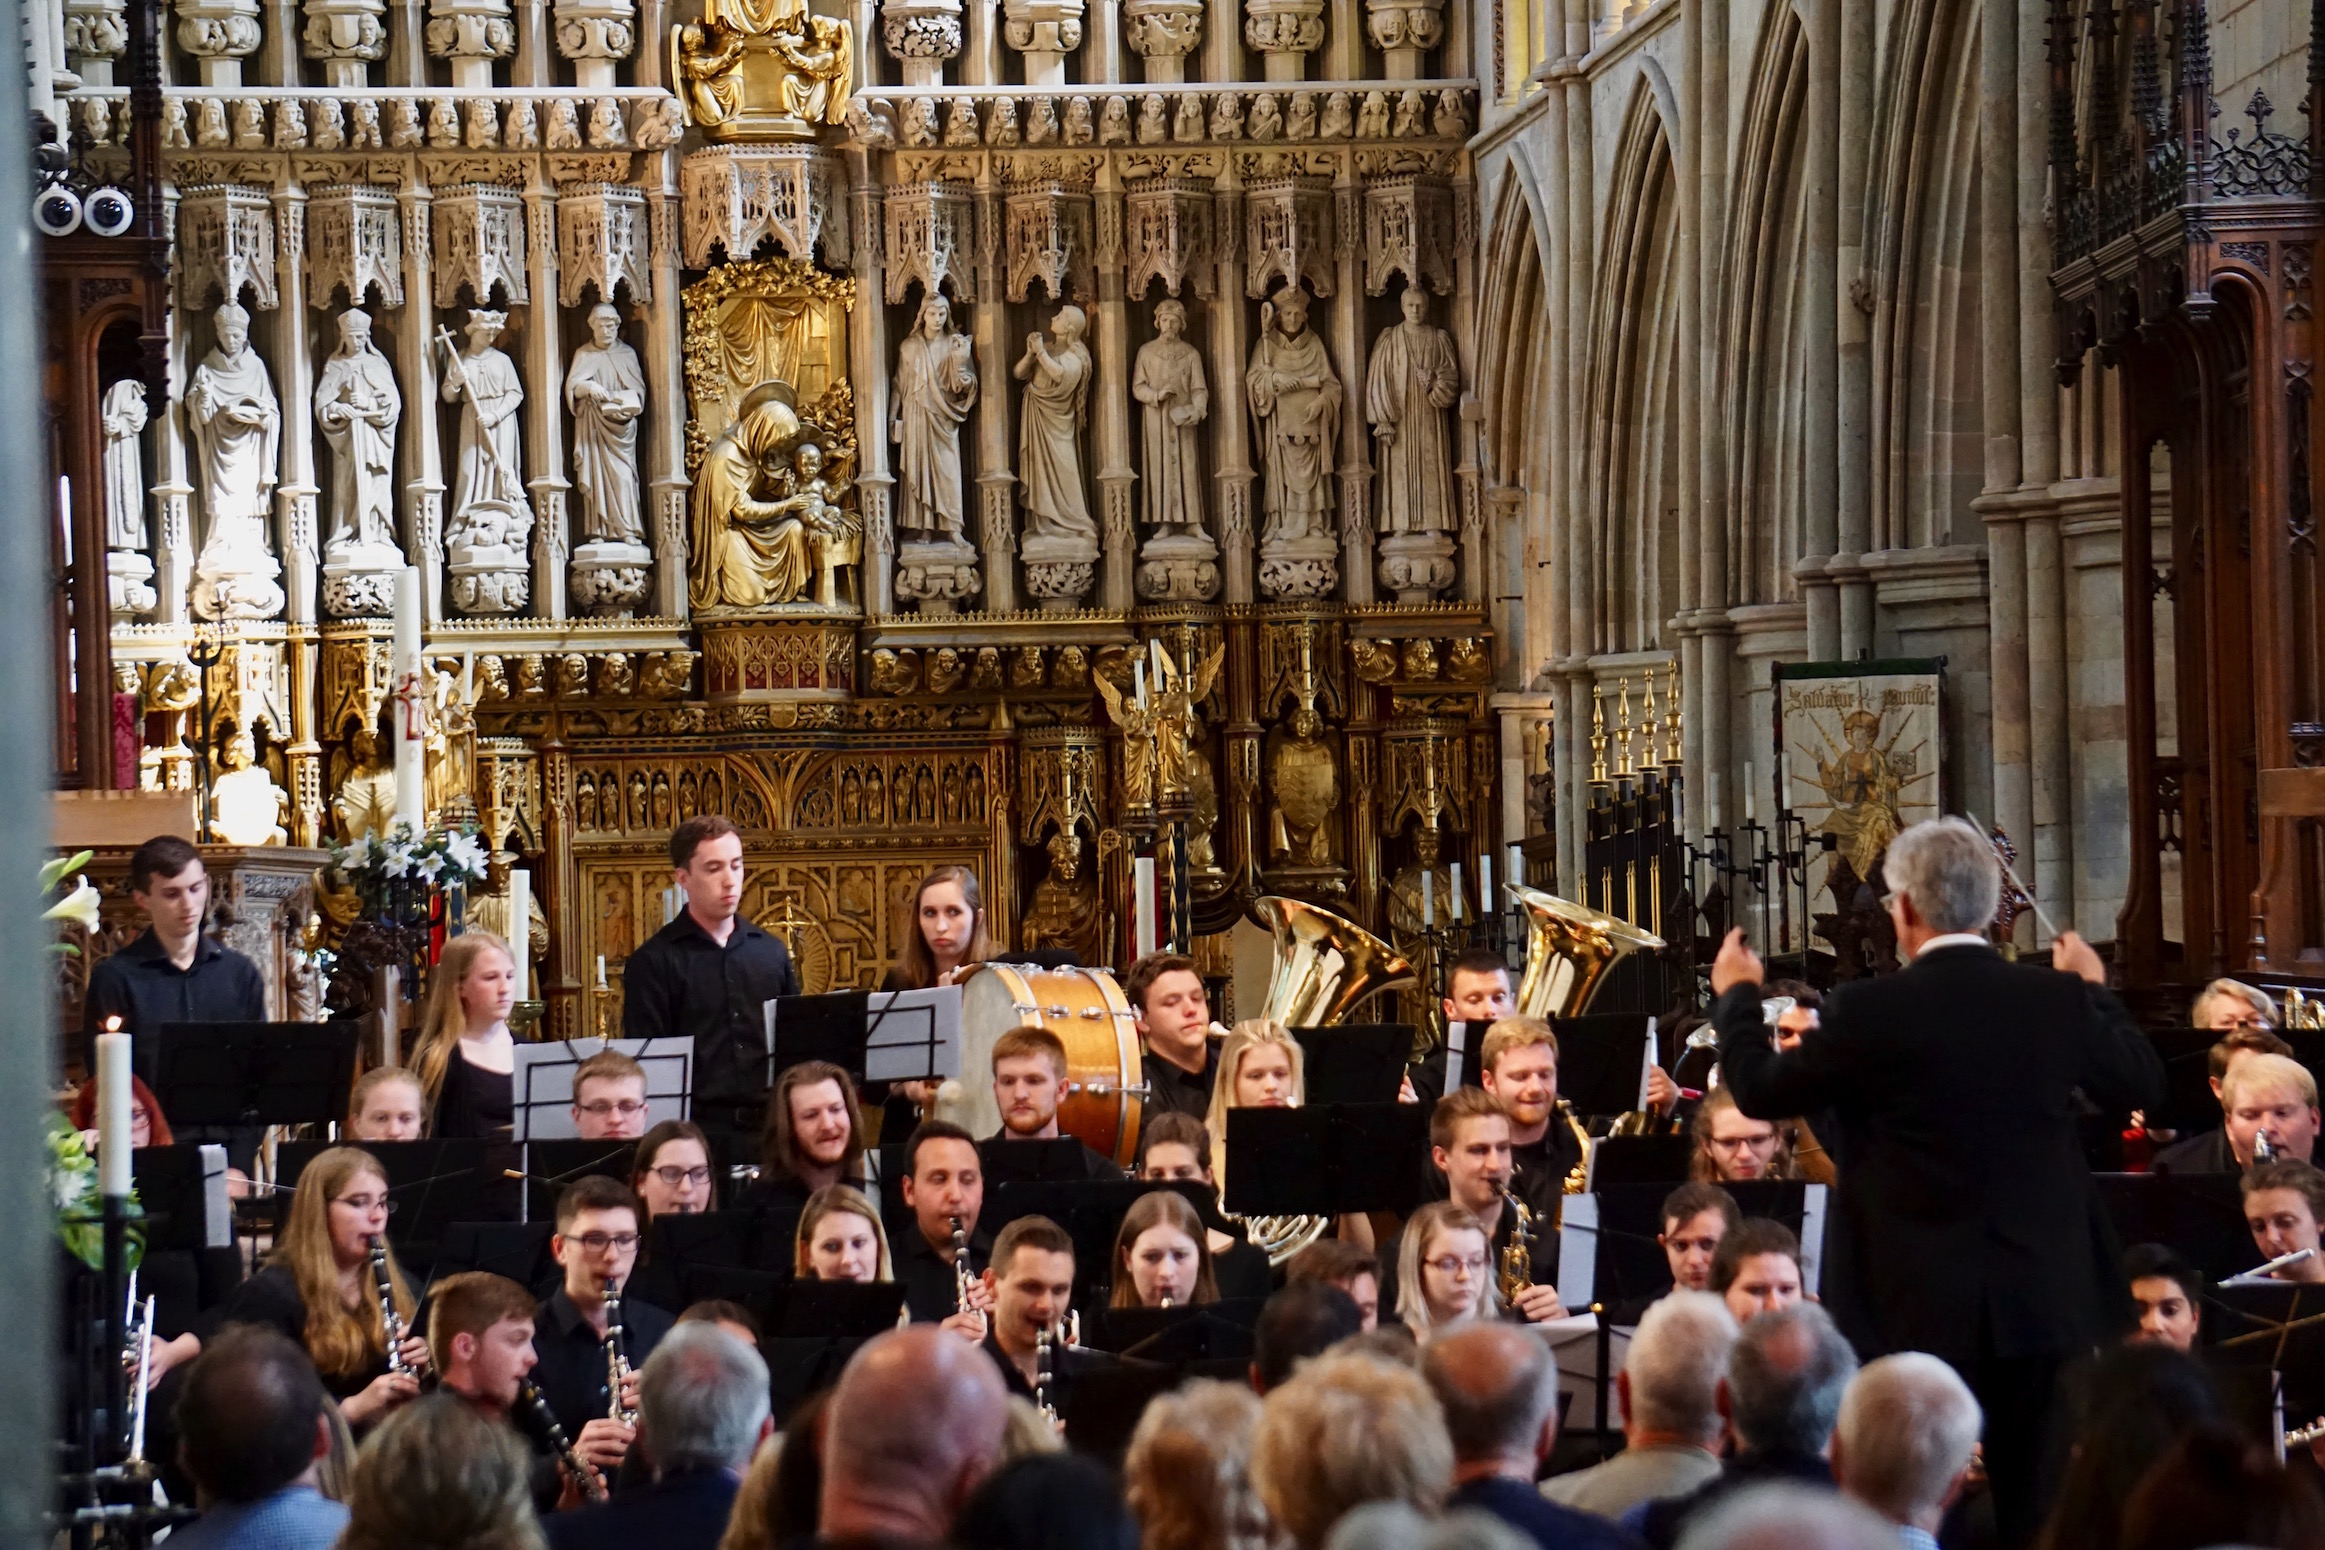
left=1709, top=816, right=2163, bottom=1547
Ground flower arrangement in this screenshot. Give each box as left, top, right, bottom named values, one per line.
left=44, top=849, right=102, bottom=952
left=47, top=1112, right=142, bottom=1271
left=327, top=824, right=489, bottom=916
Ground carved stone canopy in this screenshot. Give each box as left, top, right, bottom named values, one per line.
left=1004, top=178, right=1096, bottom=301
left=305, top=182, right=404, bottom=308
left=1364, top=172, right=1455, bottom=296
left=680, top=144, right=846, bottom=270
left=559, top=182, right=651, bottom=306
left=1244, top=173, right=1333, bottom=299
left=176, top=183, right=279, bottom=310
left=882, top=178, right=977, bottom=304
left=433, top=182, right=528, bottom=309
left=1125, top=175, right=1214, bottom=299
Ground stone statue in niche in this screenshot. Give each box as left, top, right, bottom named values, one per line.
left=1267, top=700, right=1338, bottom=869
left=567, top=301, right=653, bottom=617
left=1022, top=828, right=1102, bottom=963
left=314, top=308, right=406, bottom=616
left=890, top=288, right=981, bottom=610
left=1132, top=298, right=1216, bottom=601
left=442, top=309, right=534, bottom=616
left=468, top=849, right=550, bottom=978
left=1384, top=824, right=1455, bottom=965
left=1014, top=304, right=1097, bottom=608
left=690, top=382, right=852, bottom=609
left=209, top=726, right=288, bottom=846
left=102, top=379, right=156, bottom=616
left=330, top=714, right=397, bottom=842
left=1367, top=284, right=1460, bottom=603
left=1246, top=282, right=1340, bottom=599
left=185, top=302, right=286, bottom=620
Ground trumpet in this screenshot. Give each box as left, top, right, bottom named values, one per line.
left=517, top=1378, right=606, bottom=1502
left=124, top=1286, right=156, bottom=1466
left=1498, top=1190, right=1536, bottom=1307
left=371, top=1235, right=414, bottom=1377
left=602, top=1278, right=637, bottom=1424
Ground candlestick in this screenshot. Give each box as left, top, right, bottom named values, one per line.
left=1450, top=862, right=1464, bottom=922
left=1422, top=870, right=1434, bottom=928
left=96, top=1021, right=131, bottom=1197
left=390, top=568, right=426, bottom=833
left=507, top=867, right=530, bottom=1002
left=1133, top=857, right=1158, bottom=958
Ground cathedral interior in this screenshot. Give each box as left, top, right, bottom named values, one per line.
left=31, top=0, right=2325, bottom=1045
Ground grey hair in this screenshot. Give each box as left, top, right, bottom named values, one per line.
left=1676, top=1483, right=1897, bottom=1550
left=1882, top=818, right=2001, bottom=935
left=1625, top=1291, right=1740, bottom=1442
left=639, top=1323, right=771, bottom=1474
left=2195, top=977, right=2278, bottom=1027
left=1835, top=1353, right=1982, bottom=1523
left=1324, top=1504, right=1533, bottom=1550
left=1726, top=1302, right=1858, bottom=1458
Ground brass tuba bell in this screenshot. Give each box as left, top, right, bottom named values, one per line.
left=1508, top=885, right=1667, bottom=1020
left=1254, top=896, right=1418, bottom=1027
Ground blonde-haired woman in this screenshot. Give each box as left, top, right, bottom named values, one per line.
left=408, top=930, right=518, bottom=1140
left=339, top=1393, right=547, bottom=1550
left=1206, top=1019, right=1372, bottom=1251
left=794, top=1184, right=894, bottom=1283
left=1392, top=1201, right=1497, bottom=1341
left=220, top=1145, right=427, bottom=1426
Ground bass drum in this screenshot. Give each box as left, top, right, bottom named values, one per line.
left=932, top=963, right=1146, bottom=1167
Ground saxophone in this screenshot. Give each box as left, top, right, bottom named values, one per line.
left=517, top=1378, right=607, bottom=1502
left=602, top=1278, right=637, bottom=1424
left=371, top=1235, right=413, bottom=1377
left=1498, top=1190, right=1536, bottom=1308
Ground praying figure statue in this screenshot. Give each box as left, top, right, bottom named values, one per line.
left=1132, top=298, right=1207, bottom=532
left=1246, top=283, right=1341, bottom=545
left=442, top=309, right=530, bottom=534
left=330, top=716, right=397, bottom=843
left=1012, top=305, right=1096, bottom=552
left=314, top=309, right=403, bottom=555
left=565, top=302, right=647, bottom=545
left=1367, top=285, right=1460, bottom=536
left=891, top=290, right=978, bottom=543
left=185, top=302, right=285, bottom=617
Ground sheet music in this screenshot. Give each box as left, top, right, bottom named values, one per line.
left=1445, top=1019, right=1469, bottom=1091
left=510, top=1036, right=696, bottom=1140
left=198, top=1143, right=232, bottom=1249
left=765, top=984, right=963, bottom=1084
left=1800, top=1182, right=1828, bottom=1297
left=1556, top=1191, right=1599, bottom=1309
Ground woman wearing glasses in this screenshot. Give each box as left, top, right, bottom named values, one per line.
left=220, top=1146, right=428, bottom=1427
left=408, top=931, right=519, bottom=1141
left=631, top=1119, right=717, bottom=1218
left=1393, top=1200, right=1498, bottom=1342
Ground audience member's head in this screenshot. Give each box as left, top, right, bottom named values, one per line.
left=1622, top=1291, right=1739, bottom=1448
left=338, top=1394, right=546, bottom=1550
left=2119, top=1419, right=2325, bottom=1550
left=819, top=1325, right=1010, bottom=1542
left=716, top=1430, right=788, bottom=1550
left=1658, top=1182, right=1740, bottom=1292
left=1722, top=1302, right=1857, bottom=1460
left=1421, top=1323, right=1559, bottom=1474
left=640, top=1323, right=772, bottom=1478
left=1286, top=1238, right=1381, bottom=1331
left=951, top=1452, right=1138, bottom=1550
left=1251, top=1352, right=1454, bottom=1549
left=2036, top=1343, right=2225, bottom=1550
left=2193, top=977, right=2279, bottom=1034
left=2124, top=1242, right=2205, bottom=1351
left=1124, top=1380, right=1271, bottom=1550
left=173, top=1327, right=331, bottom=1506
left=760, top=1390, right=830, bottom=1548
left=1253, top=1282, right=1366, bottom=1393
left=1673, top=1483, right=1898, bottom=1550
left=1325, top=1502, right=1535, bottom=1550
left=1709, top=1217, right=1806, bottom=1323
left=1831, top=1353, right=1981, bottom=1534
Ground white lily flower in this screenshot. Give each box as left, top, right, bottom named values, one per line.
left=43, top=877, right=103, bottom=933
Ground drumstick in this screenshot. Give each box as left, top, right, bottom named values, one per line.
left=1961, top=808, right=2061, bottom=941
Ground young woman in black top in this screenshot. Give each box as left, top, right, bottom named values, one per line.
left=409, top=931, right=519, bottom=1141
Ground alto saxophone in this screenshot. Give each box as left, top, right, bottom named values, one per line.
left=1498, top=1190, right=1536, bottom=1308
left=371, top=1235, right=414, bottom=1376
left=602, top=1278, right=637, bottom=1424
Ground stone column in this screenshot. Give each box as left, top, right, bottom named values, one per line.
left=511, top=0, right=550, bottom=82
left=1364, top=0, right=1440, bottom=78
left=1800, top=0, right=1839, bottom=660
left=396, top=178, right=446, bottom=623
left=1212, top=170, right=1254, bottom=603
left=271, top=180, right=319, bottom=624
left=1124, top=0, right=1200, bottom=82
left=385, top=0, right=424, bottom=80
left=301, top=0, right=388, bottom=86
left=1331, top=168, right=1370, bottom=604
left=523, top=172, right=569, bottom=619
left=1325, top=0, right=1357, bottom=78
left=1978, top=0, right=2030, bottom=937
left=1200, top=0, right=1234, bottom=80
left=1561, top=10, right=1591, bottom=665
left=2020, top=0, right=2070, bottom=930
left=175, top=0, right=262, bottom=84
left=973, top=172, right=1017, bottom=611
left=1244, top=0, right=1319, bottom=81
left=1834, top=0, right=1871, bottom=653
left=553, top=0, right=633, bottom=88
left=152, top=297, right=195, bottom=626
left=1451, top=173, right=1481, bottom=603
left=256, top=0, right=298, bottom=81
left=1093, top=177, right=1136, bottom=610
left=847, top=158, right=896, bottom=615
left=884, top=0, right=962, bottom=85
left=642, top=160, right=688, bottom=620
left=427, top=0, right=515, bottom=89
left=1002, top=0, right=1082, bottom=84
left=1686, top=0, right=1728, bottom=842
left=963, top=0, right=999, bottom=81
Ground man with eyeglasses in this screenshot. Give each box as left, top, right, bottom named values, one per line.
left=571, top=1050, right=652, bottom=1141
left=1381, top=1087, right=1567, bottom=1325
left=530, top=1176, right=674, bottom=1476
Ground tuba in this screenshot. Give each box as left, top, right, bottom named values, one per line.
left=1233, top=899, right=1420, bottom=1265
left=1508, top=886, right=1666, bottom=1020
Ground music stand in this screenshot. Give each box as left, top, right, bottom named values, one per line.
left=520, top=1140, right=638, bottom=1222
left=131, top=1144, right=232, bottom=1252
left=980, top=1137, right=1098, bottom=1185
left=1587, top=1135, right=1694, bottom=1187
left=1098, top=1298, right=1266, bottom=1361
left=761, top=1281, right=908, bottom=1338
left=1560, top=1181, right=1825, bottom=1313
left=1291, top=1024, right=1412, bottom=1105
left=149, top=1021, right=362, bottom=1129
left=510, top=1038, right=694, bottom=1141
left=2205, top=1282, right=2325, bottom=1426
left=1446, top=1020, right=1485, bottom=1091
left=431, top=1221, right=559, bottom=1292
left=769, top=987, right=962, bottom=1086
left=2095, top=1172, right=2260, bottom=1285
left=650, top=1208, right=798, bottom=1277
left=1222, top=1105, right=1432, bottom=1217
left=1549, top=1014, right=1658, bottom=1121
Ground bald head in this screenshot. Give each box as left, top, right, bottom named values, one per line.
left=820, top=1326, right=1009, bottom=1541
left=1421, top=1323, right=1559, bottom=1470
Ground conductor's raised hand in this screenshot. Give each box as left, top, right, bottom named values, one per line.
left=2051, top=930, right=2107, bottom=986
left=1709, top=928, right=1764, bottom=996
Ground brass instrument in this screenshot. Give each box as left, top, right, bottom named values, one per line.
left=1498, top=1191, right=1536, bottom=1307
left=125, top=1288, right=156, bottom=1465
left=517, top=1377, right=607, bottom=1503
left=2286, top=988, right=2325, bottom=1030
left=602, top=1278, right=637, bottom=1424
left=371, top=1235, right=414, bottom=1377
left=1556, top=1101, right=1592, bottom=1194
left=1508, top=885, right=1666, bottom=1021
left=2256, top=1129, right=2279, bottom=1166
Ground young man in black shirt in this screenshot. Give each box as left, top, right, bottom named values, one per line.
left=620, top=815, right=797, bottom=1135
left=83, top=834, right=267, bottom=1076
left=984, top=1025, right=1120, bottom=1179
left=977, top=1215, right=1108, bottom=1410
left=529, top=1176, right=673, bottom=1477
left=1127, top=952, right=1217, bottom=1120
left=893, top=1120, right=997, bottom=1336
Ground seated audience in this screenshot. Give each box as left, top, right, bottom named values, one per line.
left=952, top=1451, right=1139, bottom=1550
left=338, top=1393, right=546, bottom=1550
left=1423, top=1322, right=1647, bottom=1549
left=1690, top=1090, right=1793, bottom=1185
left=2034, top=1344, right=2225, bottom=1550
left=1251, top=1350, right=1456, bottom=1549
left=1544, top=1292, right=1738, bottom=1519
left=571, top=1050, right=651, bottom=1142
left=1251, top=1282, right=1366, bottom=1394
left=2123, top=1243, right=2204, bottom=1351
left=1287, top=1237, right=1383, bottom=1331
left=1124, top=1379, right=1273, bottom=1550
left=716, top=1434, right=786, bottom=1550
left=758, top=1390, right=831, bottom=1548
left=2192, top=977, right=2280, bottom=1033
left=745, top=1061, right=868, bottom=1215
left=1831, top=1354, right=1982, bottom=1549
left=1395, top=1201, right=1498, bottom=1340
left=794, top=1183, right=894, bottom=1282
left=1640, top=1302, right=1859, bottom=1548
left=1135, top=1110, right=1274, bottom=1299
left=2118, top=1420, right=2325, bottom=1550
left=815, top=1325, right=1010, bottom=1545
left=2241, top=1158, right=2325, bottom=1280
left=2154, top=1030, right=2303, bottom=1171
left=1109, top=1189, right=1218, bottom=1309
left=893, top=1119, right=996, bottom=1335
left=346, top=1066, right=426, bottom=1143
left=168, top=1327, right=347, bottom=1550
left=990, top=1024, right=1120, bottom=1177
left=1657, top=1183, right=1740, bottom=1295
left=1667, top=1485, right=1896, bottom=1550
left=545, top=1324, right=771, bottom=1550
left=630, top=1119, right=716, bottom=1218
left=1708, top=1219, right=1806, bottom=1324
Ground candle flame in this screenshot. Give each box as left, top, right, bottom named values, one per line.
left=104, top=1015, right=122, bottom=1033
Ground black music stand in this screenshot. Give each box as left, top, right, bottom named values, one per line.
left=2204, top=1282, right=2325, bottom=1425
left=1291, top=1024, right=1413, bottom=1105
left=130, top=1144, right=232, bottom=1253
left=1549, top=1013, right=1657, bottom=1121
left=1572, top=1181, right=1820, bottom=1320
left=520, top=1140, right=637, bottom=1221
left=432, top=1221, right=559, bottom=1292
left=770, top=987, right=961, bottom=1087
left=1222, top=1105, right=1431, bottom=1217
left=2094, top=1172, right=2260, bottom=1286
left=1097, top=1298, right=1266, bottom=1361
left=149, top=1021, right=362, bottom=1128
left=1061, top=1360, right=1183, bottom=1465
left=763, top=1334, right=876, bottom=1419
left=1590, top=1135, right=1694, bottom=1187
left=761, top=1280, right=908, bottom=1338
left=980, top=1137, right=1097, bottom=1185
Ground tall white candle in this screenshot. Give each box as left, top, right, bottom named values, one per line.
left=595, top=954, right=608, bottom=990
left=1134, top=660, right=1147, bottom=707
left=507, top=867, right=530, bottom=1001
left=1778, top=749, right=1791, bottom=812
left=1709, top=772, right=1723, bottom=831
left=1422, top=870, right=1434, bottom=928
left=390, top=568, right=426, bottom=834
left=1478, top=853, right=1493, bottom=911
left=96, top=1022, right=131, bottom=1197
left=1133, top=857, right=1158, bottom=957
left=1506, top=844, right=1523, bottom=897
left=1744, top=761, right=1756, bottom=826
left=1449, top=862, right=1464, bottom=922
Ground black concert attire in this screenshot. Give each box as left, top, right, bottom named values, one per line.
left=1448, top=1475, right=1649, bottom=1550
left=977, top=1330, right=1113, bottom=1411
left=1510, top=1121, right=1584, bottom=1218
left=547, top=1466, right=740, bottom=1550
left=1713, top=942, right=2165, bottom=1545
left=1638, top=1446, right=1833, bottom=1548
left=1139, top=1043, right=1219, bottom=1122
left=895, top=1221, right=990, bottom=1324
left=1212, top=1237, right=1275, bottom=1302
left=216, top=1264, right=387, bottom=1402
left=2151, top=1126, right=2237, bottom=1174
left=85, top=929, right=268, bottom=1164
left=621, top=912, right=799, bottom=1135
left=435, top=1044, right=515, bottom=1140
left=528, top=1286, right=675, bottom=1441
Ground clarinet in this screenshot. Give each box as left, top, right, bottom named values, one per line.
left=516, top=1378, right=607, bottom=1502
left=951, top=1216, right=980, bottom=1323
left=1033, top=1322, right=1057, bottom=1425
left=371, top=1235, right=413, bottom=1377
left=602, top=1278, right=637, bottom=1424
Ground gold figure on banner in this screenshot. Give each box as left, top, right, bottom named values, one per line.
left=673, top=0, right=853, bottom=141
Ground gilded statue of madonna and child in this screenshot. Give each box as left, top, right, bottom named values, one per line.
left=688, top=380, right=863, bottom=611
